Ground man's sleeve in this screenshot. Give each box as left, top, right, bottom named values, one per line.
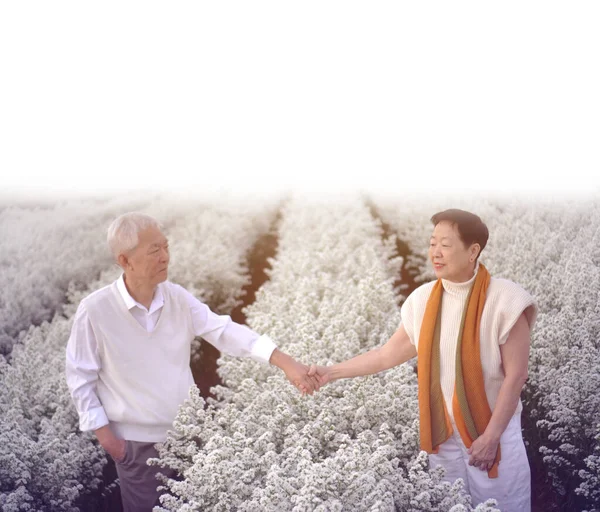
left=65, top=303, right=109, bottom=431
left=179, top=285, right=277, bottom=363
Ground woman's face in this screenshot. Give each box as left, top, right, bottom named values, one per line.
left=429, top=221, right=479, bottom=282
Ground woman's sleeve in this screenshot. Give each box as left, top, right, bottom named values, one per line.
left=495, top=281, right=538, bottom=345
left=400, top=292, right=417, bottom=346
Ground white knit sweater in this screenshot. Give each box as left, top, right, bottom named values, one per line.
left=81, top=282, right=197, bottom=442
left=401, top=263, right=538, bottom=421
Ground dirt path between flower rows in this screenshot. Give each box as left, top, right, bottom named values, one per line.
left=367, top=203, right=422, bottom=301
left=190, top=215, right=281, bottom=399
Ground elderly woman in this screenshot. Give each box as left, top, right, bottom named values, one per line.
left=309, top=209, right=537, bottom=511
left=66, top=212, right=318, bottom=512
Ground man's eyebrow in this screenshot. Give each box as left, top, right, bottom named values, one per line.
left=430, top=236, right=452, bottom=240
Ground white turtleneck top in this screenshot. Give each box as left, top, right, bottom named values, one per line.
left=400, top=262, right=538, bottom=422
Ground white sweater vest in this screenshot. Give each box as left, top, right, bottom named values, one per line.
left=401, top=270, right=538, bottom=422
left=82, top=281, right=195, bottom=442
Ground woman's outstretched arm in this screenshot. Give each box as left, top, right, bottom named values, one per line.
left=308, top=325, right=417, bottom=386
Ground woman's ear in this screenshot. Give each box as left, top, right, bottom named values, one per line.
left=471, top=243, right=481, bottom=262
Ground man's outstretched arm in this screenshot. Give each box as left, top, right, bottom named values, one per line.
left=181, top=284, right=318, bottom=394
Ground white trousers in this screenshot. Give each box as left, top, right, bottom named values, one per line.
left=429, top=413, right=531, bottom=512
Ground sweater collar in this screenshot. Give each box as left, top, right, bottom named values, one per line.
left=441, top=260, right=480, bottom=297
left=117, top=274, right=164, bottom=314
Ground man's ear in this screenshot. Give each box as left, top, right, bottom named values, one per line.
left=471, top=243, right=481, bottom=261
left=117, top=253, right=130, bottom=271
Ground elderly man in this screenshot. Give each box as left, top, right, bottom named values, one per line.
left=65, top=212, right=317, bottom=512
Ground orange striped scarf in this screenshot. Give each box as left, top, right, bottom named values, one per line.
left=417, top=263, right=500, bottom=478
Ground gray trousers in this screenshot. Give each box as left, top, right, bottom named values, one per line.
left=114, top=440, right=177, bottom=512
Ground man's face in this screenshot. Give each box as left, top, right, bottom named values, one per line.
left=125, top=226, right=170, bottom=286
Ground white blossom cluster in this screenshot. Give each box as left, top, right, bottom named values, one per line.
left=0, top=313, right=105, bottom=512
left=578, top=424, right=600, bottom=512
left=375, top=195, right=600, bottom=511
left=152, top=198, right=496, bottom=511
left=0, top=198, right=277, bottom=511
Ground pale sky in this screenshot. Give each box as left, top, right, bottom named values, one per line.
left=1, top=2, right=599, bottom=201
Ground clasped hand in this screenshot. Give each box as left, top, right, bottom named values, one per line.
left=282, top=362, right=332, bottom=396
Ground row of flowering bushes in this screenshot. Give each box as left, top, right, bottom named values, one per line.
left=376, top=196, right=600, bottom=512
left=0, top=199, right=277, bottom=511
left=153, top=198, right=499, bottom=511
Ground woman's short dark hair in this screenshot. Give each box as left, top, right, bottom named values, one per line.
left=431, top=209, right=489, bottom=257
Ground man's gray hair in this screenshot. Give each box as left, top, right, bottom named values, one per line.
left=107, top=212, right=162, bottom=259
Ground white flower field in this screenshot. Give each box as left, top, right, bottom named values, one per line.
left=0, top=193, right=598, bottom=512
